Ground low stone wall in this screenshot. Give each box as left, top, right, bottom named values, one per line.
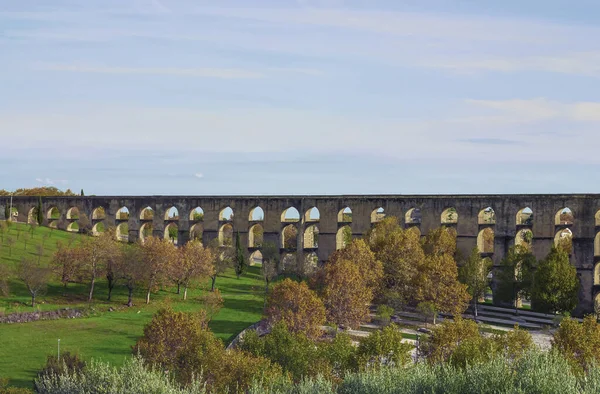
left=226, top=319, right=270, bottom=350
left=0, top=308, right=84, bottom=324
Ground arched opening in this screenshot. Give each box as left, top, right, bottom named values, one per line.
left=594, top=263, right=600, bottom=285
left=282, top=253, right=296, bottom=272
left=139, top=223, right=153, bottom=243
left=596, top=211, right=600, bottom=227
left=338, top=207, right=353, bottom=223
left=249, top=224, right=264, bottom=248
left=596, top=233, right=600, bottom=257
left=116, top=207, right=130, bottom=221
left=336, top=225, right=352, bottom=250
left=164, top=206, right=179, bottom=221
left=66, top=207, right=80, bottom=220
left=67, top=222, right=80, bottom=233
left=516, top=207, right=533, bottom=226
left=304, top=252, right=319, bottom=274
left=405, top=208, right=421, bottom=225
left=249, top=250, right=263, bottom=266
left=48, top=220, right=58, bottom=229
left=477, top=227, right=495, bottom=254
left=92, top=207, right=106, bottom=220
left=190, top=223, right=203, bottom=242
left=219, top=206, right=234, bottom=221
left=190, top=207, right=204, bottom=222
left=218, top=223, right=233, bottom=246
left=478, top=207, right=496, bottom=225
left=304, top=207, right=320, bottom=223
left=92, top=222, right=105, bottom=236
left=304, top=225, right=319, bottom=249
left=249, top=206, right=264, bottom=222
left=27, top=207, right=37, bottom=224
left=281, top=224, right=298, bottom=249
left=8, top=207, right=18, bottom=221
left=516, top=229, right=533, bottom=250
left=281, top=207, right=300, bottom=223
left=441, top=207, right=458, bottom=224
left=47, top=207, right=61, bottom=221
left=164, top=222, right=179, bottom=244
left=116, top=222, right=129, bottom=242
left=555, top=207, right=574, bottom=226
left=595, top=293, right=600, bottom=314
left=140, top=206, right=154, bottom=221
left=555, top=228, right=573, bottom=253
left=371, top=207, right=385, bottom=223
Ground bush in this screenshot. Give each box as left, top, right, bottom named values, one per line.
left=36, top=352, right=86, bottom=381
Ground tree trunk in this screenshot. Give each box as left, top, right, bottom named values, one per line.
left=88, top=276, right=96, bottom=302
left=433, top=314, right=437, bottom=325
left=31, top=294, right=35, bottom=307
left=107, top=274, right=114, bottom=301
left=127, top=287, right=133, bottom=307
left=264, top=282, right=269, bottom=308
left=474, top=299, right=478, bottom=319
left=146, top=289, right=151, bottom=304
left=211, top=276, right=217, bottom=292
left=183, top=287, right=188, bottom=301
left=177, top=283, right=181, bottom=295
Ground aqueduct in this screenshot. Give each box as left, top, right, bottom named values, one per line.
left=2, top=194, right=600, bottom=315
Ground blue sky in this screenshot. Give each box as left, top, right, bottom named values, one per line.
left=1, top=0, right=599, bottom=195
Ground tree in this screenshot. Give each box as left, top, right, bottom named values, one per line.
left=78, top=231, right=120, bottom=302
left=80, top=189, right=84, bottom=196
left=323, top=259, right=374, bottom=329
left=532, top=246, right=579, bottom=314
left=261, top=242, right=279, bottom=307
left=5, top=236, right=15, bottom=257
left=36, top=196, right=43, bottom=225
left=496, top=246, right=536, bottom=311
left=234, top=231, right=246, bottom=278
left=3, top=205, right=8, bottom=221
left=356, top=325, right=412, bottom=369
left=459, top=248, right=492, bottom=318
left=0, top=264, right=10, bottom=296
left=35, top=244, right=45, bottom=264
left=140, top=237, right=177, bottom=304
left=208, top=239, right=233, bottom=292
left=552, top=315, right=600, bottom=373
left=169, top=240, right=214, bottom=300
left=115, top=244, right=144, bottom=307
left=265, top=278, right=326, bottom=339
left=37, top=352, right=85, bottom=380
left=51, top=243, right=82, bottom=291
left=200, top=288, right=224, bottom=321
left=328, top=239, right=383, bottom=297
left=17, top=258, right=51, bottom=307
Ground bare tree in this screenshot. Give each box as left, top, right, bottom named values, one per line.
left=18, top=258, right=51, bottom=307
left=115, top=244, right=144, bottom=307
left=207, top=239, right=233, bottom=292
left=5, top=236, right=15, bottom=256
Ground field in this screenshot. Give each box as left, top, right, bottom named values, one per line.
left=0, top=222, right=264, bottom=388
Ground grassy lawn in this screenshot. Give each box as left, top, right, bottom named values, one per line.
left=0, top=222, right=264, bottom=388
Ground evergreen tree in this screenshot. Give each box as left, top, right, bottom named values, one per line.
left=36, top=196, right=43, bottom=225
left=495, top=246, right=536, bottom=311
left=3, top=205, right=8, bottom=220
left=532, top=246, right=579, bottom=314
left=81, top=189, right=85, bottom=196
left=235, top=231, right=246, bottom=278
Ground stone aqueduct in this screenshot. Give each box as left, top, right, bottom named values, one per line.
left=3, top=194, right=600, bottom=315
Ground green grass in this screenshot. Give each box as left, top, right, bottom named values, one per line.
left=0, top=222, right=264, bottom=388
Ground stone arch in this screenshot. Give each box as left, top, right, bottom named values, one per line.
left=596, top=233, right=600, bottom=257
left=190, top=207, right=204, bottom=222
left=27, top=207, right=37, bottom=224
left=92, top=222, right=105, bottom=236
left=47, top=206, right=61, bottom=221
left=140, top=206, right=154, bottom=221
left=66, top=207, right=80, bottom=220
left=405, top=208, right=421, bottom=225
left=116, top=206, right=130, bottom=221
left=7, top=207, right=18, bottom=221
left=555, top=207, right=574, bottom=226
left=304, top=225, right=319, bottom=249
left=249, top=206, right=264, bottom=221
left=594, top=263, right=600, bottom=285
left=477, top=227, right=495, bottom=254
left=478, top=207, right=496, bottom=225
left=371, top=207, right=385, bottom=223
left=555, top=228, right=573, bottom=253
left=281, top=207, right=300, bottom=223
left=116, top=222, right=129, bottom=242
left=281, top=224, right=298, bottom=249
left=139, top=222, right=153, bottom=242
left=190, top=223, right=203, bottom=242
left=516, top=207, right=533, bottom=226
left=338, top=207, right=352, bottom=223
left=595, top=293, right=600, bottom=312
left=67, top=222, right=79, bottom=233
left=441, top=207, right=458, bottom=224
left=249, top=250, right=263, bottom=266
left=304, top=207, right=320, bottom=223
left=219, top=206, right=234, bottom=221
left=596, top=210, right=600, bottom=227
left=164, top=206, right=179, bottom=221
left=336, top=225, right=352, bottom=250
left=304, top=252, right=319, bottom=274
left=92, top=207, right=106, bottom=220
left=249, top=224, right=264, bottom=248
left=281, top=253, right=296, bottom=272
left=164, top=222, right=178, bottom=244
left=218, top=223, right=233, bottom=246
left=516, top=229, right=533, bottom=250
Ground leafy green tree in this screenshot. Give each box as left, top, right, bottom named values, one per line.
left=3, top=205, right=9, bottom=221
left=235, top=231, right=246, bottom=278
left=80, top=189, right=84, bottom=196
left=496, top=246, right=536, bottom=310
left=36, top=196, right=43, bottom=225
left=459, top=248, right=492, bottom=318
left=356, top=325, right=412, bottom=369
left=532, top=246, right=579, bottom=314
left=552, top=315, right=600, bottom=374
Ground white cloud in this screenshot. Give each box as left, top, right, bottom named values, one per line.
left=195, top=173, right=204, bottom=178
left=35, top=177, right=68, bottom=185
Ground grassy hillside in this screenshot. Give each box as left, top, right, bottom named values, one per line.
left=0, top=222, right=264, bottom=388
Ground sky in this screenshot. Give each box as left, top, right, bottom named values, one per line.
left=1, top=0, right=600, bottom=195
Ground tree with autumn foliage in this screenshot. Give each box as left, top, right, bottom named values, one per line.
left=327, top=239, right=383, bottom=297
left=77, top=230, right=120, bottom=302
left=140, top=236, right=177, bottom=304
left=552, top=315, right=600, bottom=373
left=323, top=259, right=374, bottom=329
left=169, top=239, right=214, bottom=300
left=265, top=278, right=326, bottom=339
left=51, top=242, right=83, bottom=291
left=114, top=243, right=144, bottom=307
left=207, top=239, right=234, bottom=292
